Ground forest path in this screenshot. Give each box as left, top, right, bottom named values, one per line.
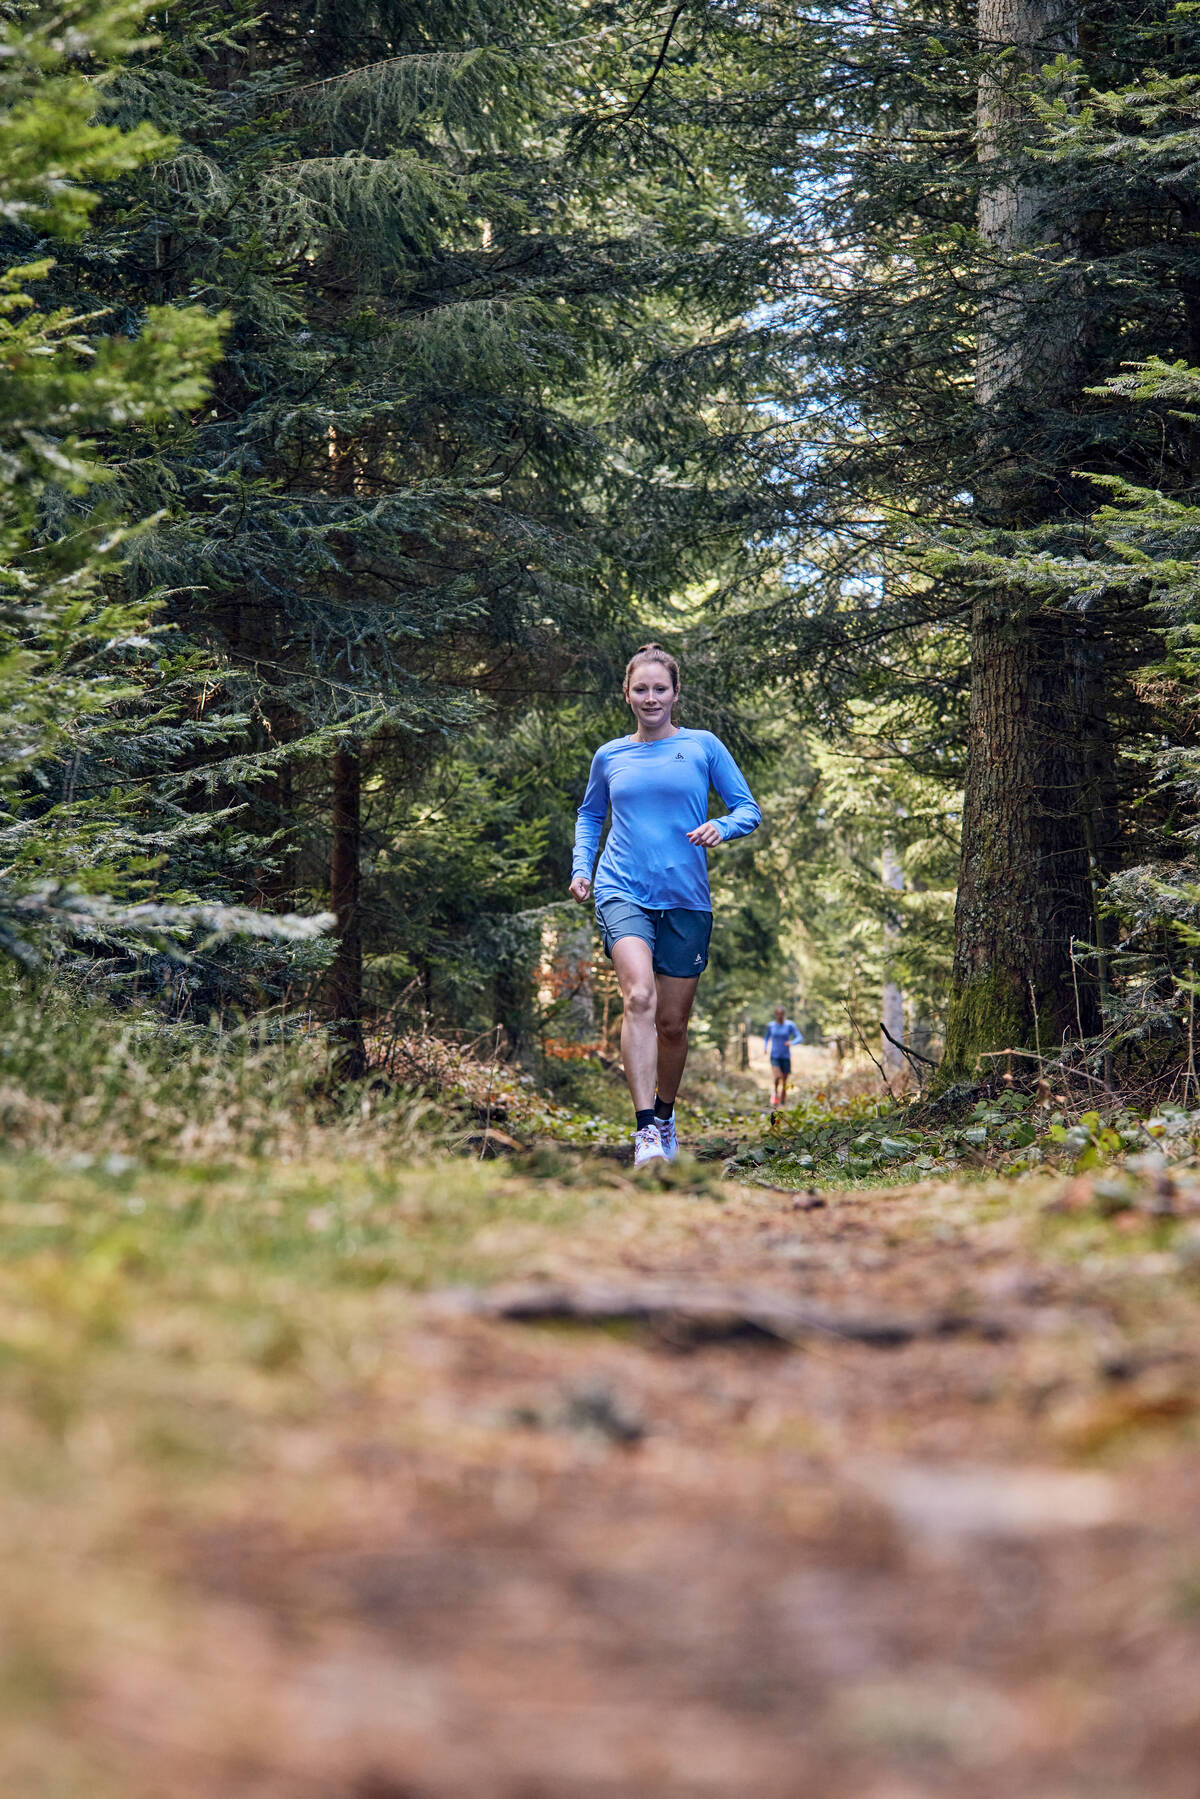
left=4, top=1152, right=1200, bottom=1797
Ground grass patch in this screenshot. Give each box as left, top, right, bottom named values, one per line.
left=0, top=1151, right=602, bottom=1297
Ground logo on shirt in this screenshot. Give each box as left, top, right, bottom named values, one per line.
left=674, top=751, right=684, bottom=760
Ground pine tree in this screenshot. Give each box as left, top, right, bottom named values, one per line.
left=941, top=0, right=1101, bottom=1072
left=0, top=0, right=230, bottom=963
left=601, top=0, right=1200, bottom=1081
left=962, top=30, right=1200, bottom=1078
left=72, top=0, right=782, bottom=1057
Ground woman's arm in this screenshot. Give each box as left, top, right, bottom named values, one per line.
left=705, top=736, right=761, bottom=842
left=570, top=749, right=609, bottom=898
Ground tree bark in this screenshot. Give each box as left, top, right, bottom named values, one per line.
left=328, top=740, right=366, bottom=1079
left=880, top=839, right=906, bottom=1081
left=944, top=599, right=1097, bottom=1067
left=941, top=0, right=1100, bottom=1079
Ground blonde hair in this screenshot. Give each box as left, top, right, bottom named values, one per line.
left=624, top=641, right=680, bottom=696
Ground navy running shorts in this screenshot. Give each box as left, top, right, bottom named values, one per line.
left=595, top=896, right=713, bottom=978
left=771, top=1054, right=792, bottom=1075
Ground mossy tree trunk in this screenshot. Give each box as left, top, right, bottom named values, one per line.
left=943, top=596, right=1097, bottom=1072
left=941, top=0, right=1101, bottom=1080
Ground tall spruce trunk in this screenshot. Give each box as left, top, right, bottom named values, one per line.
left=324, top=424, right=366, bottom=1080
left=328, top=741, right=366, bottom=1079
left=940, top=0, right=1099, bottom=1078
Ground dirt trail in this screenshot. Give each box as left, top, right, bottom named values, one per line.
left=59, top=1159, right=1200, bottom=1799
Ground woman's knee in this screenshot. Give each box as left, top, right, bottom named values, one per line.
left=623, top=981, right=657, bottom=1018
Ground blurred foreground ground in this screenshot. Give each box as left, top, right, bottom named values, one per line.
left=2, top=1142, right=1199, bottom=1798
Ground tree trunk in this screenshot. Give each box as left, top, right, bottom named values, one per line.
left=944, top=599, right=1097, bottom=1067
left=328, top=740, right=366, bottom=1079
left=558, top=916, right=595, bottom=1040
left=941, top=0, right=1100, bottom=1079
left=880, top=839, right=907, bottom=1080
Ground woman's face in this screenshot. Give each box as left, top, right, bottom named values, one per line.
left=625, top=661, right=677, bottom=731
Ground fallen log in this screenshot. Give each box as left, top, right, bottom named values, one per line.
left=430, top=1279, right=1011, bottom=1349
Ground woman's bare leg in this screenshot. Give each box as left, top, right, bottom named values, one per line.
left=653, top=974, right=700, bottom=1105
left=611, top=936, right=658, bottom=1112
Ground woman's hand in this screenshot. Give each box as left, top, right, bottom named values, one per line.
left=569, top=875, right=591, bottom=904
left=686, top=821, right=724, bottom=849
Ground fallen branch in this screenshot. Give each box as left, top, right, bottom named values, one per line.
left=430, top=1280, right=1011, bottom=1350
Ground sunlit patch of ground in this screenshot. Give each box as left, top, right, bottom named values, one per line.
left=1, top=1147, right=1198, bottom=1797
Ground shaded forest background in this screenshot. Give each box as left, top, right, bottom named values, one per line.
left=7, top=0, right=1200, bottom=1105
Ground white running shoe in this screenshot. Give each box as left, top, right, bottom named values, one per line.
left=633, top=1122, right=667, bottom=1168
left=656, top=1114, right=679, bottom=1161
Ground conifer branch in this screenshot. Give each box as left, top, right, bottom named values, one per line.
left=599, top=0, right=690, bottom=126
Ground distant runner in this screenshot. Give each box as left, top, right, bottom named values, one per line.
left=570, top=643, right=761, bottom=1168
left=764, top=1005, right=803, bottom=1108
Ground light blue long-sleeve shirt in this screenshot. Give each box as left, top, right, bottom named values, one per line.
left=764, top=1018, right=802, bottom=1057
left=572, top=728, right=761, bottom=912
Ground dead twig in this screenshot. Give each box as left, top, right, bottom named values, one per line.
left=1070, top=936, right=1085, bottom=1043
left=879, top=1018, right=937, bottom=1074
left=1188, top=960, right=1197, bottom=1106
left=976, top=1046, right=1111, bottom=1092
left=479, top=1023, right=503, bottom=1159
left=844, top=1003, right=896, bottom=1099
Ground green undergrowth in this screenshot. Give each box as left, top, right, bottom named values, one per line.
left=0, top=976, right=436, bottom=1163
left=732, top=1090, right=1200, bottom=1190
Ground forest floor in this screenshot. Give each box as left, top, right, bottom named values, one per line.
left=3, top=1096, right=1200, bottom=1798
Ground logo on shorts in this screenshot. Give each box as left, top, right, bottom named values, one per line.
left=694, top=953, right=703, bottom=965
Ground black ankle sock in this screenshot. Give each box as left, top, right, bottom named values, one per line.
left=635, top=1108, right=658, bottom=1131
left=653, top=1095, right=674, bottom=1120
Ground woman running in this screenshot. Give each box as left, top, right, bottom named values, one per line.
left=569, top=644, right=761, bottom=1167
left=763, top=1004, right=803, bottom=1109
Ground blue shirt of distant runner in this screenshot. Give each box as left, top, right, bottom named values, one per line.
left=572, top=728, right=760, bottom=911
left=764, top=1018, right=802, bottom=1060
